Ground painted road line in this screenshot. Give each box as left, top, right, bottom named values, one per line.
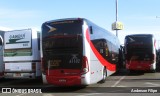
left=76, top=93, right=102, bottom=96
left=145, top=82, right=160, bottom=87
left=111, top=76, right=126, bottom=87
left=116, top=85, right=127, bottom=87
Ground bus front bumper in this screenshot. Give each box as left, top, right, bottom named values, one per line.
left=4, top=72, right=36, bottom=79
left=126, top=61, right=156, bottom=71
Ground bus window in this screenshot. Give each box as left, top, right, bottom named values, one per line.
left=37, top=32, right=40, bottom=50
left=89, top=26, right=93, bottom=34
left=105, top=48, right=109, bottom=57
left=42, top=20, right=83, bottom=71
left=0, top=36, right=3, bottom=45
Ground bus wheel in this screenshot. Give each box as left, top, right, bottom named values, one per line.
left=151, top=69, right=156, bottom=73
left=99, top=68, right=107, bottom=83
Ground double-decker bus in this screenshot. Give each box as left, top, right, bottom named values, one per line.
left=4, top=29, right=41, bottom=79
left=41, top=18, right=121, bottom=86
left=124, top=34, right=157, bottom=72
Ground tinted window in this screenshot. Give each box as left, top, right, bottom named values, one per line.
left=126, top=35, right=152, bottom=45
left=41, top=19, right=83, bottom=70
left=125, top=35, right=154, bottom=61
left=42, top=20, right=82, bottom=38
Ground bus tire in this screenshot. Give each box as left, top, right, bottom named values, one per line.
left=42, top=74, right=48, bottom=84
left=151, top=69, right=156, bottom=73
left=99, top=67, right=107, bottom=83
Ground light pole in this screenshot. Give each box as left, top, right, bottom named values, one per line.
left=156, top=16, right=160, bottom=49
left=112, top=0, right=123, bottom=37
left=116, top=0, right=118, bottom=37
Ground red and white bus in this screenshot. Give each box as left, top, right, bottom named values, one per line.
left=41, top=18, right=121, bottom=86
left=124, top=34, right=157, bottom=72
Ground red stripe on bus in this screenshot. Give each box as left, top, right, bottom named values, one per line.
left=126, top=60, right=152, bottom=71
left=85, top=29, right=116, bottom=71
left=46, top=69, right=81, bottom=76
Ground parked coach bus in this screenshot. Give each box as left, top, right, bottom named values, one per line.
left=124, top=34, right=157, bottom=72
left=41, top=18, right=121, bottom=86
left=4, top=29, right=41, bottom=79
left=0, top=31, right=4, bottom=78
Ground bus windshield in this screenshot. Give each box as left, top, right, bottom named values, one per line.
left=126, top=48, right=153, bottom=61
left=42, top=20, right=83, bottom=70
left=126, top=35, right=152, bottom=46
left=125, top=35, right=154, bottom=61
left=42, top=20, right=82, bottom=38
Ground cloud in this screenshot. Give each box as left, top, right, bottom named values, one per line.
left=0, top=8, right=42, bottom=30
left=0, top=26, right=12, bottom=31
left=0, top=8, right=39, bottom=19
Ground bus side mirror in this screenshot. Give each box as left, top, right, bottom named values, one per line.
left=89, top=26, right=93, bottom=34
left=0, top=36, right=3, bottom=45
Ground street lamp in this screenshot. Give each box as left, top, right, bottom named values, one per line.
left=116, top=0, right=118, bottom=36
left=156, top=16, right=160, bottom=49
left=112, top=0, right=123, bottom=37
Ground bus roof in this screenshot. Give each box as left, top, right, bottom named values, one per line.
left=126, top=34, right=154, bottom=37
left=43, top=18, right=116, bottom=37
left=43, top=18, right=84, bottom=24
left=42, top=18, right=120, bottom=47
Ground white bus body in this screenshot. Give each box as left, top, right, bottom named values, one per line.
left=4, top=29, right=41, bottom=79
left=0, top=31, right=4, bottom=78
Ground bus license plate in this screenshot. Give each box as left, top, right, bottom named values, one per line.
left=137, top=66, right=142, bottom=68
left=14, top=73, right=21, bottom=77
left=59, top=79, right=66, bottom=82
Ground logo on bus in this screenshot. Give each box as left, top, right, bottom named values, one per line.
left=46, top=25, right=57, bottom=33
left=69, top=54, right=80, bottom=64
left=6, top=33, right=29, bottom=44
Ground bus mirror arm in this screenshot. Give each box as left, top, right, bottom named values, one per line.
left=89, top=26, right=93, bottom=34
left=0, top=36, right=3, bottom=45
